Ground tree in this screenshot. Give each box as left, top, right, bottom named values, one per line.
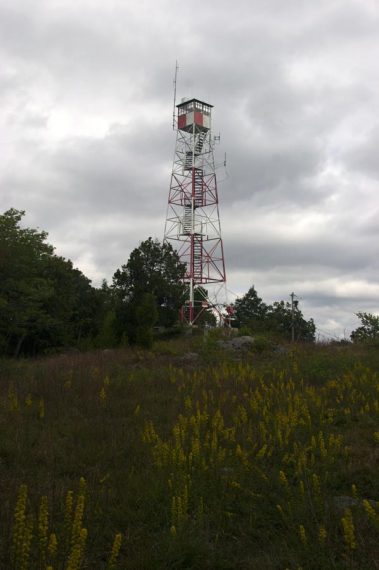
left=94, top=281, right=118, bottom=348
left=234, top=286, right=268, bottom=329
left=233, top=284, right=315, bottom=342
left=266, top=300, right=315, bottom=342
left=350, top=312, right=379, bottom=342
left=112, top=238, right=186, bottom=342
left=0, top=209, right=55, bottom=355
left=0, top=209, right=100, bottom=356
left=135, top=293, right=158, bottom=349
left=41, top=254, right=101, bottom=348
left=191, top=286, right=217, bottom=327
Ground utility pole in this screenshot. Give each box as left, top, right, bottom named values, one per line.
left=290, top=292, right=297, bottom=343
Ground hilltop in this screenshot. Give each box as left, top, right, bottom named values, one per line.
left=0, top=336, right=378, bottom=568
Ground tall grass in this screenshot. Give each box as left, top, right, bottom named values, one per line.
left=0, top=342, right=378, bottom=568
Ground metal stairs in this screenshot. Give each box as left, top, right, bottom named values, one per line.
left=193, top=238, right=203, bottom=281
left=195, top=131, right=206, bottom=154
left=184, top=132, right=207, bottom=170
left=182, top=205, right=191, bottom=234
left=193, top=169, right=203, bottom=207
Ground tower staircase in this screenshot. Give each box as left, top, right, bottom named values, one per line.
left=193, top=237, right=203, bottom=282
left=193, top=168, right=203, bottom=207
left=184, top=131, right=207, bottom=170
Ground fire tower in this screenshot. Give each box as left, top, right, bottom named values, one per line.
left=164, top=98, right=226, bottom=325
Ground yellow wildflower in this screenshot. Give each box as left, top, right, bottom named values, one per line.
left=318, top=525, right=327, bottom=545
left=299, top=525, right=307, bottom=545
left=107, top=532, right=122, bottom=569
left=47, top=533, right=58, bottom=557
left=341, top=508, right=356, bottom=550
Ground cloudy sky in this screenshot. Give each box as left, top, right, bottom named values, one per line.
left=1, top=0, right=379, bottom=338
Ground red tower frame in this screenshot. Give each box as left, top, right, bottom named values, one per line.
left=164, top=98, right=226, bottom=325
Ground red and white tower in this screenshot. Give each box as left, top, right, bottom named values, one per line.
left=164, top=98, right=226, bottom=325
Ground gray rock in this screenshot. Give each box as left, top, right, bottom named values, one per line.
left=228, top=336, right=255, bottom=349
left=333, top=495, right=378, bottom=510
left=214, top=336, right=255, bottom=351
left=182, top=352, right=199, bottom=361
left=273, top=344, right=288, bottom=354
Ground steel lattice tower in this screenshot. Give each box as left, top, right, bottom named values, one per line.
left=164, top=98, right=226, bottom=325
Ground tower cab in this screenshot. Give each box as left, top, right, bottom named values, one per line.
left=177, top=98, right=212, bottom=132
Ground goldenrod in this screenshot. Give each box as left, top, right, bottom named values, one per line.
left=38, top=495, right=49, bottom=564
left=279, top=470, right=289, bottom=489
left=20, top=513, right=33, bottom=570
left=63, top=490, right=74, bottom=548
left=341, top=508, right=356, bottom=550
left=39, top=398, right=45, bottom=419
left=299, top=525, right=307, bottom=545
left=47, top=532, right=58, bottom=558
left=8, top=384, right=19, bottom=411
left=107, top=532, right=122, bottom=569
left=11, top=484, right=28, bottom=565
left=312, top=473, right=321, bottom=498
left=318, top=525, right=327, bottom=545
left=67, top=527, right=87, bottom=570
left=99, top=386, right=107, bottom=406
left=363, top=499, right=378, bottom=523
left=71, top=494, right=85, bottom=545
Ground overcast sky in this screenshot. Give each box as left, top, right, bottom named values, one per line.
left=1, top=0, right=379, bottom=338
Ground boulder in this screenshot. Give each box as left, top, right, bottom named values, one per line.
left=181, top=352, right=200, bottom=362
left=333, top=495, right=378, bottom=510
left=228, top=336, right=255, bottom=350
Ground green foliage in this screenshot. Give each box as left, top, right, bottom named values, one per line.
left=135, top=293, right=158, bottom=349
left=1, top=342, right=378, bottom=568
left=191, top=286, right=217, bottom=327
left=266, top=300, right=316, bottom=342
left=237, top=325, right=254, bottom=337
left=135, top=328, right=154, bottom=350
left=234, top=286, right=267, bottom=329
left=0, top=209, right=101, bottom=356
left=351, top=312, right=379, bottom=343
left=112, top=237, right=186, bottom=343
left=136, top=293, right=159, bottom=329
left=250, top=333, right=275, bottom=353
left=234, top=285, right=316, bottom=342
left=96, top=309, right=118, bottom=348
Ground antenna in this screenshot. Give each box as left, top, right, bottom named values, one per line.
left=172, top=61, right=179, bottom=130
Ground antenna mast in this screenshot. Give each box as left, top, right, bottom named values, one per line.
left=172, top=61, right=179, bottom=130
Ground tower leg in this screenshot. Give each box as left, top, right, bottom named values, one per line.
left=189, top=278, right=194, bottom=325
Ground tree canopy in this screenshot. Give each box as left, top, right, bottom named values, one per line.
left=350, top=312, right=379, bottom=343
left=112, top=237, right=186, bottom=343
left=0, top=209, right=101, bottom=356
left=234, top=286, right=268, bottom=330
left=233, top=285, right=315, bottom=341
left=0, top=209, right=320, bottom=355
left=0, top=213, right=187, bottom=354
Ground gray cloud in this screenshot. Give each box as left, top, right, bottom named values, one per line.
left=1, top=0, right=379, bottom=337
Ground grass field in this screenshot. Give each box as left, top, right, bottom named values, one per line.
left=0, top=335, right=378, bottom=569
